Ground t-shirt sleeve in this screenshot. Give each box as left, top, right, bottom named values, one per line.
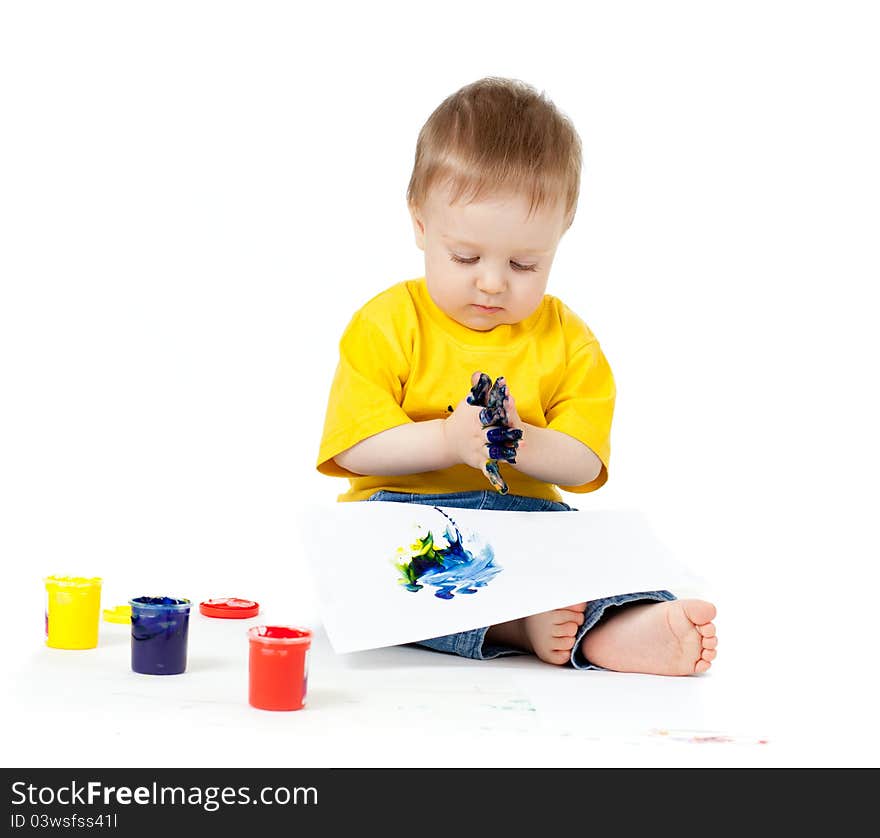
left=545, top=338, right=616, bottom=493
left=316, top=311, right=413, bottom=477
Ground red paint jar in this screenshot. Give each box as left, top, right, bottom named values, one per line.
left=248, top=625, right=312, bottom=711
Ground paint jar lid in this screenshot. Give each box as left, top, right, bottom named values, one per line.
left=103, top=605, right=132, bottom=624
left=45, top=575, right=102, bottom=589
left=130, top=596, right=191, bottom=611
left=199, top=598, right=260, bottom=619
left=248, top=625, right=312, bottom=645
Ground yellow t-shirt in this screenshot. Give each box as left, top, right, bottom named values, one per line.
left=316, top=278, right=616, bottom=502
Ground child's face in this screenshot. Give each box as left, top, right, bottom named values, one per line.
left=409, top=184, right=568, bottom=331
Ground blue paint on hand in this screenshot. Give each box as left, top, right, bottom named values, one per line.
left=467, top=373, right=492, bottom=406
left=484, top=460, right=510, bottom=494
left=486, top=427, right=522, bottom=444
left=465, top=373, right=520, bottom=493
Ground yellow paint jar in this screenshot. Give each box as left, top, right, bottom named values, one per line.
left=44, top=576, right=102, bottom=649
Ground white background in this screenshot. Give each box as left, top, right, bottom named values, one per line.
left=1, top=1, right=878, bottom=767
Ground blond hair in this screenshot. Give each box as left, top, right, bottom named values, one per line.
left=407, top=77, right=582, bottom=225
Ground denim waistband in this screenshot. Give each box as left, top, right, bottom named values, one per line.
left=366, top=489, right=575, bottom=512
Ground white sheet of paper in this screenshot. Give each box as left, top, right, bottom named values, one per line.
left=298, top=501, right=704, bottom=654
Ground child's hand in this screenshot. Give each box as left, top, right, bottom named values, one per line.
left=488, top=389, right=524, bottom=461
left=441, top=394, right=494, bottom=472
left=443, top=373, right=524, bottom=484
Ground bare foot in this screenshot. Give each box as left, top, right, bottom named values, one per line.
left=486, top=603, right=586, bottom=665
left=580, top=599, right=718, bottom=676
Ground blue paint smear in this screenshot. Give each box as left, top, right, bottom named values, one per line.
left=395, top=508, right=502, bottom=599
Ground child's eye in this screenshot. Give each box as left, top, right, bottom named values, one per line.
left=449, top=254, right=537, bottom=272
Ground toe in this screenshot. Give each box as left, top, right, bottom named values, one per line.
left=682, top=599, right=716, bottom=626
left=702, top=636, right=718, bottom=650
left=544, top=649, right=571, bottom=665
left=697, top=622, right=716, bottom=638
left=694, top=659, right=712, bottom=674
left=562, top=605, right=586, bottom=625
left=553, top=636, right=576, bottom=652
left=553, top=608, right=584, bottom=626
left=552, top=622, right=580, bottom=638
left=701, top=649, right=717, bottom=662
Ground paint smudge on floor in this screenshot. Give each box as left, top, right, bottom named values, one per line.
left=650, top=728, right=769, bottom=745
left=484, top=697, right=537, bottom=713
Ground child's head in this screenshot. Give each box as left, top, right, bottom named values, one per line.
left=407, top=77, right=582, bottom=331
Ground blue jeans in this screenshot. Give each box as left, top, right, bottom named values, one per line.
left=366, top=490, right=676, bottom=670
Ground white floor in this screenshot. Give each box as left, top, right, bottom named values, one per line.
left=3, top=577, right=876, bottom=768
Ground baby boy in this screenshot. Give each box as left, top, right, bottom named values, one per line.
left=317, top=77, right=717, bottom=674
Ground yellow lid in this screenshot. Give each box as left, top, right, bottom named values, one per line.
left=102, top=605, right=131, bottom=624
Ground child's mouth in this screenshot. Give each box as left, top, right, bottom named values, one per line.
left=472, top=304, right=503, bottom=313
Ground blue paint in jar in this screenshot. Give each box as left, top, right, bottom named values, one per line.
left=129, top=596, right=191, bottom=675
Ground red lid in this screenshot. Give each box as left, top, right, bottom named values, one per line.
left=199, top=598, right=260, bottom=619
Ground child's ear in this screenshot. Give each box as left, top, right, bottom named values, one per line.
left=408, top=203, right=426, bottom=251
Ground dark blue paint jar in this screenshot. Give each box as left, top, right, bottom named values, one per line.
left=129, top=597, right=191, bottom=675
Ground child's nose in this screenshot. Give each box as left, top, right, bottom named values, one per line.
left=475, top=266, right=507, bottom=294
